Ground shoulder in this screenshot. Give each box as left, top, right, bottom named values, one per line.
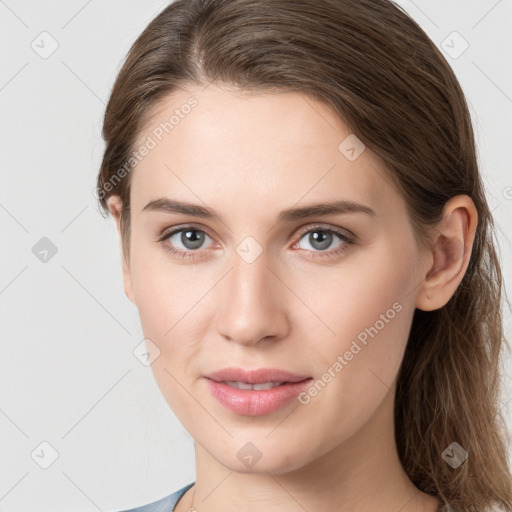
left=117, top=483, right=195, bottom=512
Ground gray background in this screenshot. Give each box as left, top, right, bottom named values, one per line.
left=0, top=1, right=511, bottom=511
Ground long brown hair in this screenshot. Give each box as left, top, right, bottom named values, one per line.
left=96, top=1, right=512, bottom=509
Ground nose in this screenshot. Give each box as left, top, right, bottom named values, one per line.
left=215, top=248, right=290, bottom=346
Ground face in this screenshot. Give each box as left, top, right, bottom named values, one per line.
left=114, top=83, right=430, bottom=474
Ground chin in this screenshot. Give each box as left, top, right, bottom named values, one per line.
left=211, top=441, right=312, bottom=476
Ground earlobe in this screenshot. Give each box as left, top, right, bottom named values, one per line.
left=107, top=195, right=136, bottom=305
left=416, top=195, right=478, bottom=312
left=120, top=249, right=136, bottom=305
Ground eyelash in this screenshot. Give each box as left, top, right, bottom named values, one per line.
left=156, top=224, right=354, bottom=261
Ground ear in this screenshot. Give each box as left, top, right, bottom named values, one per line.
left=107, top=195, right=136, bottom=305
left=415, top=195, right=478, bottom=311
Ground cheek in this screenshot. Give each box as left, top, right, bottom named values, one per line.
left=294, top=240, right=418, bottom=433
left=294, top=236, right=417, bottom=345
left=129, top=240, right=200, bottom=334
left=128, top=243, right=220, bottom=387
left=128, top=249, right=207, bottom=417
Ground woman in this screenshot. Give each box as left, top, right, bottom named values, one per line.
left=96, top=0, right=512, bottom=510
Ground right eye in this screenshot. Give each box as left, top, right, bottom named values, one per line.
left=158, top=226, right=216, bottom=260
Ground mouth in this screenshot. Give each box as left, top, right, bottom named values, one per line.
left=204, top=366, right=312, bottom=385
left=203, top=367, right=313, bottom=416
left=221, top=380, right=289, bottom=390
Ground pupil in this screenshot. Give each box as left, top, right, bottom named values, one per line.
left=182, top=230, right=204, bottom=249
left=310, top=230, right=331, bottom=250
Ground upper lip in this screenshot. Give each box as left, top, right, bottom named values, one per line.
left=204, top=367, right=312, bottom=384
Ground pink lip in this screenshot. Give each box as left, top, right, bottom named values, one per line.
left=204, top=367, right=311, bottom=384
left=203, top=367, right=313, bottom=416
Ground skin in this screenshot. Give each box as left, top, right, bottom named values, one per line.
left=107, top=83, right=477, bottom=512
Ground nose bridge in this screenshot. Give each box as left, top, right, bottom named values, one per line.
left=231, top=242, right=271, bottom=302
left=215, top=239, right=288, bottom=344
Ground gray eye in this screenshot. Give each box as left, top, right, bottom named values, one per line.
left=298, top=230, right=343, bottom=251
left=170, top=229, right=210, bottom=250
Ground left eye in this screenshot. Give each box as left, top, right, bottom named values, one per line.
left=295, top=227, right=351, bottom=253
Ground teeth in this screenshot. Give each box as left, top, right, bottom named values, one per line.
left=224, top=381, right=284, bottom=390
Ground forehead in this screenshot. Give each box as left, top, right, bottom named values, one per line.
left=129, top=84, right=402, bottom=219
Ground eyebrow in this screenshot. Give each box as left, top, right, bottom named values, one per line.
left=142, top=198, right=376, bottom=222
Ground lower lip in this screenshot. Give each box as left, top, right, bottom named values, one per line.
left=204, top=378, right=313, bottom=416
